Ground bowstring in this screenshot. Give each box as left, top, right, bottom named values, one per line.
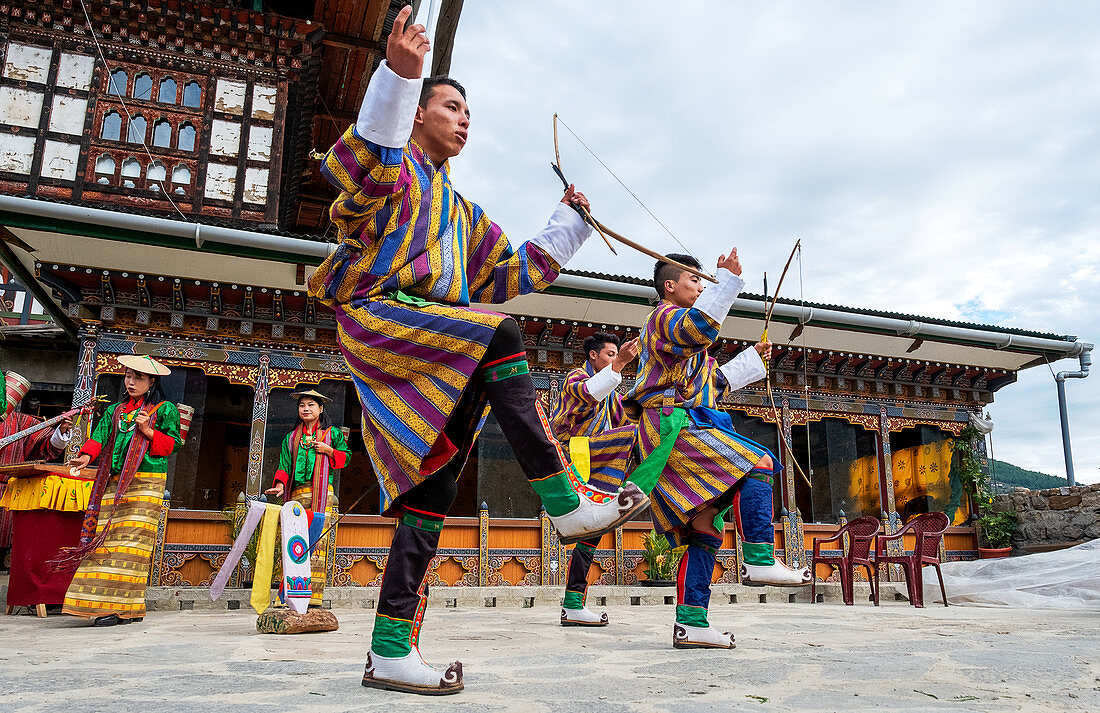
left=555, top=115, right=698, bottom=261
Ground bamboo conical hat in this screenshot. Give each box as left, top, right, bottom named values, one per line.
left=118, top=354, right=171, bottom=376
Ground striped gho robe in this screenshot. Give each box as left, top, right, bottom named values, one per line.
left=626, top=279, right=774, bottom=546
left=551, top=363, right=628, bottom=440
left=307, top=62, right=589, bottom=514
left=550, top=363, right=635, bottom=494
left=0, top=412, right=65, bottom=549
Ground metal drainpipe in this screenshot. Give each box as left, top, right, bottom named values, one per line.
left=1055, top=349, right=1092, bottom=486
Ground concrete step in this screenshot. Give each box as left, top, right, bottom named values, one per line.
left=149, top=581, right=910, bottom=612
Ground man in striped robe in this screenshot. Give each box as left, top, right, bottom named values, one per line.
left=550, top=331, right=638, bottom=627
left=0, top=372, right=71, bottom=567
left=307, top=8, right=647, bottom=695
left=627, top=250, right=811, bottom=650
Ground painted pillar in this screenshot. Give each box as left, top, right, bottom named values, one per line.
left=878, top=406, right=903, bottom=579
left=780, top=399, right=797, bottom=517
left=66, top=333, right=99, bottom=460
left=780, top=399, right=805, bottom=568
left=613, top=526, right=624, bottom=585
left=245, top=353, right=270, bottom=496
left=540, top=508, right=553, bottom=586
left=478, top=501, right=489, bottom=586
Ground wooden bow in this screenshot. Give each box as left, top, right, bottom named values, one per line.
left=551, top=114, right=717, bottom=284
left=0, top=395, right=110, bottom=453
left=760, top=240, right=812, bottom=488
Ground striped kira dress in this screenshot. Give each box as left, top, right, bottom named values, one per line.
left=307, top=128, right=563, bottom=514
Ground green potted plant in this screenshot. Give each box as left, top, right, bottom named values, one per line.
left=976, top=511, right=1018, bottom=556
left=640, top=529, right=684, bottom=586
left=952, top=425, right=1017, bottom=558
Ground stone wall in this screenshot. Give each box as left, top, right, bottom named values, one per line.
left=994, top=483, right=1100, bottom=552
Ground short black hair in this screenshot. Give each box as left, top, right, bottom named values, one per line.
left=583, top=332, right=620, bottom=360
left=653, top=253, right=702, bottom=299
left=419, top=75, right=466, bottom=108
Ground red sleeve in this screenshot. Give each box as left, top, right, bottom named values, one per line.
left=148, top=429, right=176, bottom=457
left=79, top=439, right=102, bottom=461
left=273, top=470, right=290, bottom=489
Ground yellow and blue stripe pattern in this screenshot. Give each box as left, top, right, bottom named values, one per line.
left=627, top=302, right=770, bottom=545
left=307, top=127, right=562, bottom=514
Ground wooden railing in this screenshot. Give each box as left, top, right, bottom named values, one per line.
left=145, top=498, right=978, bottom=588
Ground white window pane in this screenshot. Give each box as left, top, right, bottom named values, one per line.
left=243, top=167, right=269, bottom=204
left=57, top=53, right=95, bottom=90
left=247, top=125, right=272, bottom=161
left=210, top=119, right=240, bottom=157
left=42, top=140, right=80, bottom=181
left=2, top=43, right=52, bottom=84
left=48, top=96, right=88, bottom=135
left=0, top=133, right=35, bottom=173
left=0, top=87, right=44, bottom=129
left=252, top=85, right=276, bottom=120
left=214, top=79, right=246, bottom=114
left=204, top=163, right=237, bottom=201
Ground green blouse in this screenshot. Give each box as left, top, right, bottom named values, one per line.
left=274, top=426, right=351, bottom=490
left=82, top=399, right=182, bottom=474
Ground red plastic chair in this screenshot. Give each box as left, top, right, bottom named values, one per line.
left=874, top=511, right=950, bottom=608
left=810, top=516, right=881, bottom=606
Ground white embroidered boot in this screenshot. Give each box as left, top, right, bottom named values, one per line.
left=741, top=560, right=812, bottom=586
left=535, top=466, right=650, bottom=545
left=561, top=606, right=609, bottom=627
left=673, top=623, right=736, bottom=649
left=740, top=541, right=812, bottom=586
left=560, top=541, right=607, bottom=626
left=362, top=649, right=463, bottom=695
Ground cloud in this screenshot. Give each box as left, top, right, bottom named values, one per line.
left=449, top=0, right=1099, bottom=482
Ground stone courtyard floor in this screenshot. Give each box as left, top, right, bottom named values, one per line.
left=1, top=599, right=1097, bottom=713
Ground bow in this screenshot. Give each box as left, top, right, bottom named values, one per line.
left=761, top=240, right=812, bottom=488
left=0, top=395, right=110, bottom=453
left=551, top=113, right=717, bottom=284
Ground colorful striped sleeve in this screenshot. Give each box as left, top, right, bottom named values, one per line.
left=549, top=370, right=589, bottom=440
left=563, top=369, right=597, bottom=406
left=322, top=126, right=412, bottom=242
left=650, top=303, right=721, bottom=358
left=463, top=199, right=561, bottom=303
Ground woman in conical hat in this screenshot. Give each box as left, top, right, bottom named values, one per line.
left=264, top=388, right=351, bottom=606
left=59, top=355, right=182, bottom=626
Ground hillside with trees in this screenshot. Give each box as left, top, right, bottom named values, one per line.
left=990, top=459, right=1067, bottom=492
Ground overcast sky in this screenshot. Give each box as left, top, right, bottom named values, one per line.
left=443, top=1, right=1099, bottom=484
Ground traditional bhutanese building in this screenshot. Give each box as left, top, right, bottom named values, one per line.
left=0, top=0, right=1090, bottom=593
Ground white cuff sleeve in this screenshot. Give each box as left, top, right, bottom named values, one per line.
left=50, top=426, right=72, bottom=450
left=530, top=203, right=592, bottom=267
left=719, top=347, right=767, bottom=391
left=355, top=60, right=423, bottom=149
left=585, top=364, right=622, bottom=402
left=693, top=268, right=744, bottom=324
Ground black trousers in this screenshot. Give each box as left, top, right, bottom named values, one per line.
left=376, top=318, right=569, bottom=624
